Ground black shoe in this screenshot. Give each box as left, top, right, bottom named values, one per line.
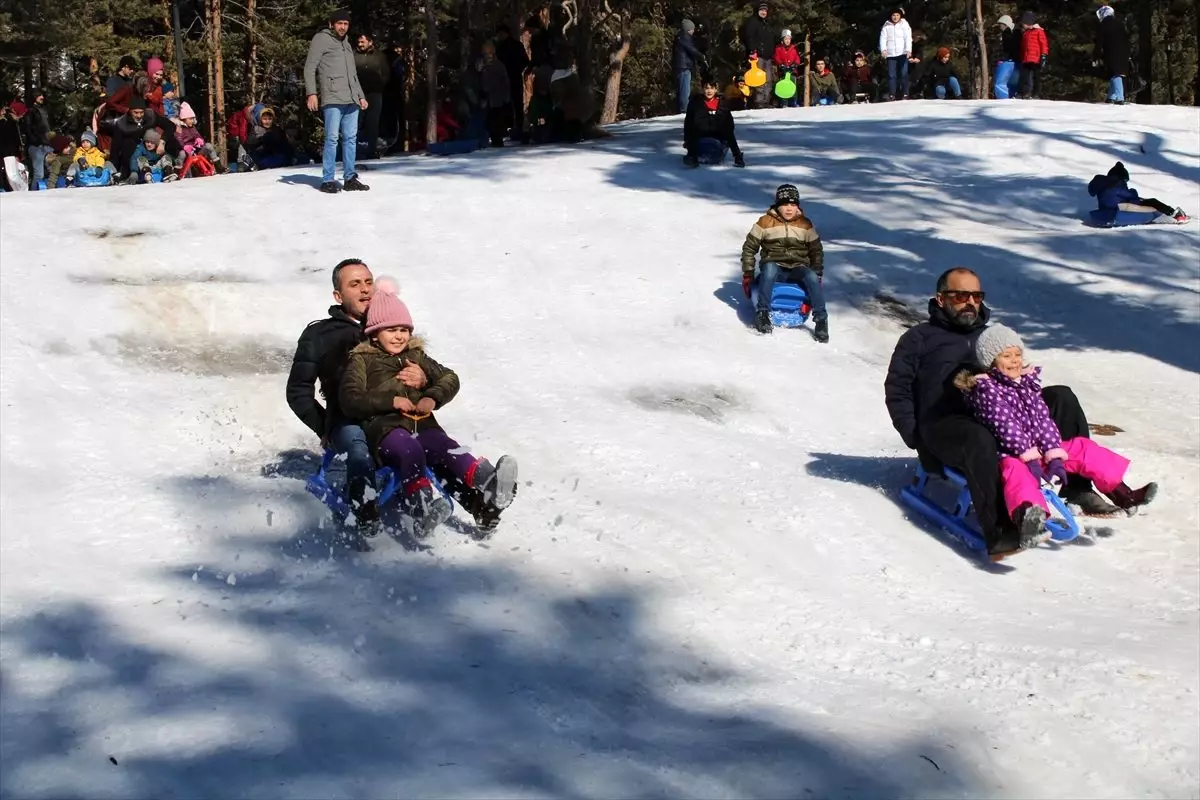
left=319, top=181, right=340, bottom=194
left=352, top=500, right=380, bottom=537
left=813, top=317, right=829, bottom=343
left=754, top=309, right=773, bottom=334
left=1061, top=487, right=1122, bottom=517
left=732, top=154, right=745, bottom=168
left=343, top=175, right=370, bottom=191
left=474, top=455, right=518, bottom=510
left=405, top=485, right=452, bottom=539
left=682, top=154, right=699, bottom=168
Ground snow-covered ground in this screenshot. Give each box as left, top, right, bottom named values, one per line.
left=1, top=100, right=1198, bottom=799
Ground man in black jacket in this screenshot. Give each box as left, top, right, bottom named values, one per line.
left=683, top=78, right=745, bottom=168
left=739, top=2, right=775, bottom=108
left=884, top=268, right=1119, bottom=556
left=1093, top=6, right=1130, bottom=104
left=110, top=96, right=179, bottom=182
left=22, top=89, right=52, bottom=188
left=673, top=19, right=706, bottom=114
left=354, top=32, right=390, bottom=157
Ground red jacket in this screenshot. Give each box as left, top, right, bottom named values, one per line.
left=1020, top=26, right=1049, bottom=64
left=773, top=44, right=801, bottom=69
left=226, top=105, right=250, bottom=144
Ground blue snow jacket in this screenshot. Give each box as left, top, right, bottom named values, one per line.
left=1088, top=173, right=1139, bottom=209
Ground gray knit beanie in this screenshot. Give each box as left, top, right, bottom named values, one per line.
left=681, top=19, right=696, bottom=33
left=974, top=324, right=1024, bottom=369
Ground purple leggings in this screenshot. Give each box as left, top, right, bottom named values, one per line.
left=378, top=427, right=478, bottom=490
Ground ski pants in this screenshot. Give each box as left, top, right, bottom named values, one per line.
left=378, top=427, right=478, bottom=493
left=919, top=385, right=1093, bottom=547
left=1000, top=437, right=1128, bottom=519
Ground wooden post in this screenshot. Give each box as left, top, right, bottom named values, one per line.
left=599, top=8, right=630, bottom=124
left=803, top=31, right=811, bottom=107
left=212, top=0, right=227, bottom=156
left=162, top=0, right=174, bottom=63
left=974, top=0, right=989, bottom=98
left=426, top=0, right=438, bottom=145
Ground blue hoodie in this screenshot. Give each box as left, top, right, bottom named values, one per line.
left=1087, top=173, right=1139, bottom=210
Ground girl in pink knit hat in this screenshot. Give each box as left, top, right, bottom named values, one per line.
left=339, top=288, right=518, bottom=538
left=174, top=102, right=225, bottom=172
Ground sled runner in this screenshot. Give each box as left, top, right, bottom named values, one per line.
left=750, top=280, right=811, bottom=327
left=900, top=464, right=1082, bottom=555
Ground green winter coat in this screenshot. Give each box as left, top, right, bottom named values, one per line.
left=338, top=338, right=461, bottom=457
left=740, top=207, right=825, bottom=275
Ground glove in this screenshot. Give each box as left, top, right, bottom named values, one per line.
left=733, top=153, right=745, bottom=168
left=183, top=144, right=195, bottom=156
left=1026, top=459, right=1047, bottom=484
left=1045, top=459, right=1068, bottom=488
left=76, top=157, right=88, bottom=168
left=1040, top=55, right=1047, bottom=67
left=742, top=274, right=753, bottom=298
left=195, top=137, right=205, bottom=148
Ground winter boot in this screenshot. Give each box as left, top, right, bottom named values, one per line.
left=350, top=499, right=380, bottom=537
left=1106, top=481, right=1158, bottom=514
left=813, top=317, right=829, bottom=343
left=682, top=154, right=699, bottom=168
left=1172, top=207, right=1189, bottom=222
left=1061, top=486, right=1122, bottom=517
left=1014, top=502, right=1052, bottom=550
left=343, top=175, right=370, bottom=191
left=754, top=309, right=773, bottom=334
left=470, top=456, right=519, bottom=511
left=319, top=181, right=341, bottom=194
left=405, top=482, right=452, bottom=539
left=460, top=485, right=504, bottom=532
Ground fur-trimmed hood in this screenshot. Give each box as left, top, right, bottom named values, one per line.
left=954, top=365, right=1038, bottom=393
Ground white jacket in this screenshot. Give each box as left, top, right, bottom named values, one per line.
left=879, top=19, right=913, bottom=57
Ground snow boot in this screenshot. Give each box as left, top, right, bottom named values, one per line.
left=1014, top=502, right=1052, bottom=550
left=1172, top=207, right=1189, bottom=223
left=813, top=317, right=829, bottom=343
left=405, top=483, right=452, bottom=539
left=682, top=154, right=699, bottom=168
left=350, top=499, right=381, bottom=537
left=471, top=456, right=519, bottom=511
left=343, top=175, right=370, bottom=191
left=319, top=181, right=341, bottom=194
left=1062, top=486, right=1122, bottom=517
left=754, top=309, right=773, bottom=334
left=1106, top=481, right=1158, bottom=514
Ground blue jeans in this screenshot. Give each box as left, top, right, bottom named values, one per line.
left=935, top=77, right=962, bottom=99
left=993, top=61, right=1019, bottom=98
left=676, top=71, right=692, bottom=114
left=886, top=56, right=909, bottom=98
left=1107, top=76, right=1124, bottom=103
left=757, top=262, right=827, bottom=321
left=28, top=145, right=52, bottom=184
left=321, top=104, right=359, bottom=184
left=328, top=422, right=375, bottom=509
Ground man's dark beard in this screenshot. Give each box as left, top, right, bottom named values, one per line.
left=948, top=305, right=978, bottom=328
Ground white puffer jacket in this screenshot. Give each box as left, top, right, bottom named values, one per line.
left=879, top=19, right=913, bottom=58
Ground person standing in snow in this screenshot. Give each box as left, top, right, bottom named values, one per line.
left=353, top=32, right=390, bottom=159
left=1093, top=6, right=1130, bottom=104
left=740, top=2, right=776, bottom=109
left=339, top=289, right=519, bottom=539
left=992, top=15, right=1021, bottom=99
left=304, top=8, right=369, bottom=194
left=105, top=56, right=138, bottom=98
left=884, top=267, right=1123, bottom=559
left=682, top=77, right=745, bottom=168
left=773, top=30, right=801, bottom=108
left=673, top=19, right=707, bottom=114
left=1016, top=11, right=1048, bottom=99
left=879, top=8, right=913, bottom=100
left=953, top=324, right=1158, bottom=554
left=741, top=184, right=828, bottom=342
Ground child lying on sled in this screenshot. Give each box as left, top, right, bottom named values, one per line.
left=338, top=288, right=518, bottom=538
left=955, top=324, right=1157, bottom=552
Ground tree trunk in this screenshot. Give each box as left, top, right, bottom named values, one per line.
left=599, top=10, right=630, bottom=124
left=205, top=0, right=215, bottom=141
left=803, top=31, right=811, bottom=107
left=974, top=0, right=989, bottom=99
left=1137, top=0, right=1154, bottom=102
left=211, top=0, right=227, bottom=156
left=426, top=0, right=438, bottom=144
left=246, top=0, right=258, bottom=100
left=162, top=0, right=174, bottom=63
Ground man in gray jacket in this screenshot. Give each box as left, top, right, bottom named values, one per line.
left=304, top=8, right=369, bottom=193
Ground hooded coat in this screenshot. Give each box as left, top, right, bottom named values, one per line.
left=1094, top=10, right=1129, bottom=76
left=304, top=27, right=366, bottom=107
left=955, top=367, right=1063, bottom=458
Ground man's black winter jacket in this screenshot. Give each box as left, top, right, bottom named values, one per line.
left=285, top=305, right=366, bottom=436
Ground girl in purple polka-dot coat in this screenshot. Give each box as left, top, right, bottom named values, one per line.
left=956, top=324, right=1158, bottom=538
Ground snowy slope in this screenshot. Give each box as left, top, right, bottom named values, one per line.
left=1, top=100, right=1198, bottom=799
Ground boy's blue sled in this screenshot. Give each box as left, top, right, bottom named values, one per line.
left=900, top=464, right=1082, bottom=555
left=696, top=137, right=727, bottom=165
left=305, top=450, right=453, bottom=529
left=750, top=281, right=811, bottom=327
left=1087, top=208, right=1185, bottom=228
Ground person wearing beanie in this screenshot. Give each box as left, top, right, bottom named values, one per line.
left=1086, top=161, right=1188, bottom=222
left=682, top=75, right=745, bottom=168
left=67, top=129, right=115, bottom=186
left=773, top=29, right=801, bottom=107
left=672, top=16, right=707, bottom=113
left=739, top=2, right=776, bottom=108
left=129, top=124, right=176, bottom=183
left=1092, top=5, right=1130, bottom=104
left=927, top=46, right=962, bottom=99
left=174, top=101, right=226, bottom=173
left=879, top=8, right=913, bottom=99
left=740, top=184, right=828, bottom=340
left=841, top=50, right=877, bottom=103
left=954, top=323, right=1159, bottom=554
left=339, top=288, right=519, bottom=539
left=992, top=15, right=1021, bottom=99
left=106, top=55, right=139, bottom=97
left=42, top=133, right=77, bottom=188
left=304, top=5, right=369, bottom=193
left=1016, top=10, right=1048, bottom=98
left=21, top=87, right=52, bottom=187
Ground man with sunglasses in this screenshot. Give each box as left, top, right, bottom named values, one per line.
left=885, top=268, right=1119, bottom=556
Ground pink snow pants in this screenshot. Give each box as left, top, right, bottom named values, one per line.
left=999, top=437, right=1129, bottom=519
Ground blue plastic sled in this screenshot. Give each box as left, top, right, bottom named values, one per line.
left=749, top=281, right=811, bottom=328
left=1087, top=208, right=1169, bottom=228
left=900, top=464, right=1082, bottom=555
left=306, top=449, right=453, bottom=527
left=696, top=137, right=727, bottom=165
left=75, top=167, right=113, bottom=188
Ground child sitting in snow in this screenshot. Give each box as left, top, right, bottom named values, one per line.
left=44, top=134, right=76, bottom=187
left=1087, top=161, right=1188, bottom=222
left=956, top=324, right=1158, bottom=551
left=130, top=128, right=176, bottom=182
left=67, top=130, right=115, bottom=186
left=683, top=76, right=745, bottom=168
left=338, top=287, right=518, bottom=538
left=174, top=102, right=225, bottom=172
